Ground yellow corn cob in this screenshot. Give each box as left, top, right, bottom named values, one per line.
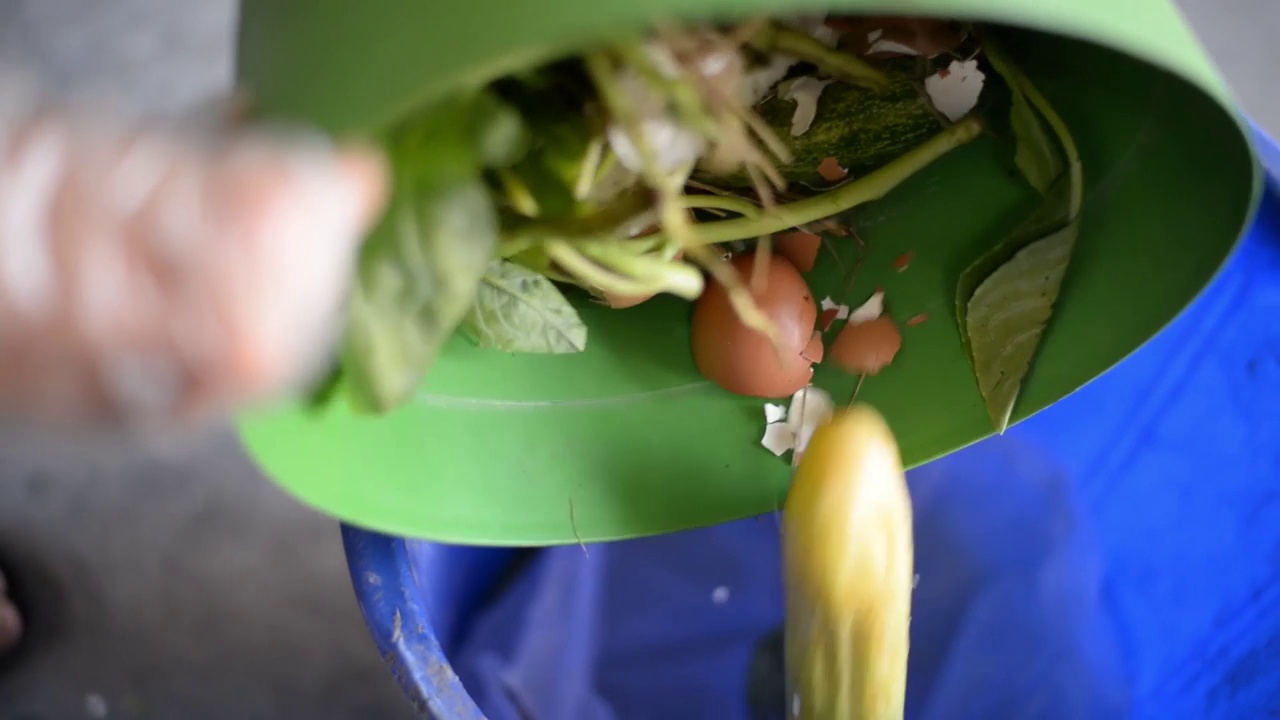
left=782, top=404, right=914, bottom=720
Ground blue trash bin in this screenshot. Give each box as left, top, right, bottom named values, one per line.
left=344, top=124, right=1280, bottom=720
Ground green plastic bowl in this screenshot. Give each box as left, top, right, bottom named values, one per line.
left=235, top=0, right=1260, bottom=544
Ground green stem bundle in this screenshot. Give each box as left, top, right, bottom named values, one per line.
left=687, top=115, right=983, bottom=245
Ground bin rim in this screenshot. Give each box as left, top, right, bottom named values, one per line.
left=341, top=525, right=488, bottom=719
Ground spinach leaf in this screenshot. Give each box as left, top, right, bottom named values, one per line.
left=339, top=91, right=519, bottom=414
left=343, top=176, right=498, bottom=414
left=956, top=177, right=1072, bottom=362
left=959, top=38, right=1084, bottom=432
left=965, top=218, right=1077, bottom=432
left=463, top=260, right=588, bottom=353
left=986, top=43, right=1064, bottom=195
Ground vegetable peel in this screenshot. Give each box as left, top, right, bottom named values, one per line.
left=783, top=404, right=912, bottom=720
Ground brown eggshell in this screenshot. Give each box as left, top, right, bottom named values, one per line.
left=819, top=307, right=840, bottom=332
left=828, top=16, right=967, bottom=59
left=691, top=252, right=817, bottom=398
left=817, top=157, right=848, bottom=182
left=774, top=230, right=822, bottom=273
left=830, top=316, right=902, bottom=375
left=802, top=331, right=825, bottom=364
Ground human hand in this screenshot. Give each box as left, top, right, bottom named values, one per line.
left=0, top=78, right=388, bottom=431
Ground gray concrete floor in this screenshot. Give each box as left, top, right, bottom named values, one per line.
left=0, top=1, right=1274, bottom=719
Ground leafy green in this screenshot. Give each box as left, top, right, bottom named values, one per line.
left=965, top=218, right=1078, bottom=431
left=343, top=177, right=499, bottom=413
left=959, top=38, right=1084, bottom=432
left=493, top=78, right=603, bottom=219
left=986, top=44, right=1063, bottom=195
left=339, top=91, right=522, bottom=414
left=469, top=91, right=529, bottom=168
left=463, top=261, right=588, bottom=353
left=1008, top=89, right=1063, bottom=194
left=955, top=177, right=1072, bottom=362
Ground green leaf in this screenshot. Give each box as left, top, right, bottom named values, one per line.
left=982, top=37, right=1083, bottom=217
left=336, top=90, right=526, bottom=415
left=469, top=91, right=529, bottom=168
left=1008, top=89, right=1063, bottom=194
left=986, top=44, right=1063, bottom=194
left=956, top=177, right=1072, bottom=361
left=395, top=90, right=529, bottom=173
left=957, top=36, right=1085, bottom=432
left=343, top=175, right=498, bottom=414
left=965, top=219, right=1078, bottom=433
left=463, top=261, right=587, bottom=353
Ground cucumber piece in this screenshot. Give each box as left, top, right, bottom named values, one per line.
left=704, top=64, right=945, bottom=190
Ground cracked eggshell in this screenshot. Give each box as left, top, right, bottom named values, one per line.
left=774, top=230, right=823, bottom=272
left=764, top=403, right=788, bottom=424
left=691, top=252, right=817, bottom=398
left=787, top=385, right=835, bottom=455
left=831, top=316, right=902, bottom=375
left=820, top=296, right=851, bottom=320
left=817, top=156, right=848, bottom=182
left=781, top=76, right=834, bottom=137
left=925, top=59, right=986, bottom=122
left=761, top=422, right=797, bottom=456
left=847, top=290, right=884, bottom=324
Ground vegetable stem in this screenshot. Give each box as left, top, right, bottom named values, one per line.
left=750, top=23, right=890, bottom=91
left=501, top=185, right=651, bottom=243
left=581, top=244, right=705, bottom=299
left=546, top=241, right=666, bottom=297
left=680, top=194, right=763, bottom=218
left=1012, top=82, right=1081, bottom=217
left=983, top=41, right=1082, bottom=217
left=687, top=116, right=983, bottom=245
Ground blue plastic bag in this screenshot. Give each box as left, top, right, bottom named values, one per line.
left=450, top=433, right=1129, bottom=720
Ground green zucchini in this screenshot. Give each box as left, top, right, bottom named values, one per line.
left=704, top=63, right=945, bottom=190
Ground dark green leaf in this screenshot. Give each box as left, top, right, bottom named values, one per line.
left=343, top=175, right=498, bottom=414
left=956, top=176, right=1072, bottom=361
left=985, top=44, right=1063, bottom=194
left=463, top=261, right=587, bottom=353
left=965, top=219, right=1077, bottom=432
left=506, top=156, right=579, bottom=218
left=958, top=36, right=1084, bottom=432
left=395, top=90, right=528, bottom=173
left=469, top=92, right=529, bottom=168
left=336, top=90, right=525, bottom=415
left=1008, top=89, right=1063, bottom=194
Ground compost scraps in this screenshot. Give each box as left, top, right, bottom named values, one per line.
left=315, top=16, right=1082, bottom=436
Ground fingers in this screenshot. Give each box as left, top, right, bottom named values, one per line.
left=0, top=566, right=19, bottom=655
left=181, top=131, right=389, bottom=418
left=0, top=86, right=390, bottom=431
